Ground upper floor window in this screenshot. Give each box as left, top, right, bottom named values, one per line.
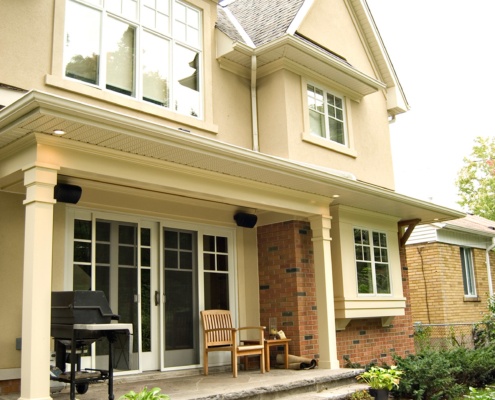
left=460, top=247, right=476, bottom=297
left=64, top=0, right=202, bottom=117
left=354, top=228, right=390, bottom=295
left=307, top=83, right=346, bottom=145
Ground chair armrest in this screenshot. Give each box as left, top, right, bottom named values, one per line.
left=238, top=326, right=266, bottom=331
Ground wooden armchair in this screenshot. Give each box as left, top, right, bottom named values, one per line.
left=200, top=309, right=265, bottom=378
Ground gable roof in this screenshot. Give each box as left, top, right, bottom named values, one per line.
left=216, top=0, right=409, bottom=115
left=445, top=214, right=495, bottom=237
left=218, top=0, right=306, bottom=47
left=407, top=214, right=495, bottom=247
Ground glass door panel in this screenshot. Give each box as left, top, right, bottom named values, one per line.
left=163, top=228, right=199, bottom=367
left=94, top=221, right=138, bottom=372
left=140, top=223, right=160, bottom=371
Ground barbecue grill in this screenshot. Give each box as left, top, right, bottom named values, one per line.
left=51, top=291, right=133, bottom=400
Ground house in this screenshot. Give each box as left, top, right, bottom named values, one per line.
left=406, top=214, right=495, bottom=330
left=0, top=0, right=463, bottom=398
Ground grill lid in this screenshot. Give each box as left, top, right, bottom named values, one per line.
left=51, top=291, right=119, bottom=325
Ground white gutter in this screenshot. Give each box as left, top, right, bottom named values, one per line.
left=251, top=55, right=259, bottom=152
left=487, top=238, right=495, bottom=296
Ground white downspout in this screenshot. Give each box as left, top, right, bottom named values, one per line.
left=251, top=55, right=259, bottom=152
left=486, top=238, right=495, bottom=296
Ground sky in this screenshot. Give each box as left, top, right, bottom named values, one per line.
left=366, top=0, right=495, bottom=211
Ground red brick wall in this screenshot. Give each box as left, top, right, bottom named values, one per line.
left=0, top=379, right=20, bottom=395
left=336, top=242, right=415, bottom=366
left=257, top=221, right=319, bottom=359
left=257, top=221, right=415, bottom=367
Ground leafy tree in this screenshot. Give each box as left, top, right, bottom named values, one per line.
left=456, top=136, right=495, bottom=220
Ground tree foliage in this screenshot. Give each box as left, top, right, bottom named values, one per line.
left=456, top=136, right=495, bottom=220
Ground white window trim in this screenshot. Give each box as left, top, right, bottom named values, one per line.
left=460, top=247, right=477, bottom=297
left=49, top=0, right=217, bottom=132
left=301, top=79, right=357, bottom=158
left=353, top=226, right=393, bottom=297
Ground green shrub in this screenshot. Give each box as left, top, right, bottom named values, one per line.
left=446, top=345, right=495, bottom=387
left=392, top=348, right=465, bottom=400
left=473, top=295, right=495, bottom=348
left=392, top=345, right=495, bottom=400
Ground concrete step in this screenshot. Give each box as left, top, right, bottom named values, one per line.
left=281, top=383, right=370, bottom=400
left=210, top=370, right=366, bottom=400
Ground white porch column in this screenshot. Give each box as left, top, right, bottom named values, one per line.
left=19, top=163, right=59, bottom=400
left=309, top=214, right=340, bottom=369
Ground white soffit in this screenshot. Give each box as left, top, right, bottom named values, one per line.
left=0, top=91, right=462, bottom=223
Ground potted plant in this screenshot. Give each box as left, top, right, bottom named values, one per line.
left=356, top=366, right=403, bottom=400
left=119, top=387, right=170, bottom=400
left=350, top=389, right=373, bottom=400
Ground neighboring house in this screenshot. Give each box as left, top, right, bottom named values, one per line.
left=406, top=214, right=495, bottom=327
left=0, top=0, right=463, bottom=397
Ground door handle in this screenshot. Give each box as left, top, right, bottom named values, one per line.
left=155, top=291, right=160, bottom=306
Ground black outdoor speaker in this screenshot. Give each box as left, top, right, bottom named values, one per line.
left=234, top=212, right=257, bottom=228
left=54, top=183, right=82, bottom=204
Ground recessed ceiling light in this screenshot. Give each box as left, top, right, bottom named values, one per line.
left=53, top=129, right=66, bottom=135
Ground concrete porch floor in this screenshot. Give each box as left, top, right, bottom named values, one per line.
left=1, top=367, right=365, bottom=400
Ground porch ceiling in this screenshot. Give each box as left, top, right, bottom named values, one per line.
left=0, top=91, right=464, bottom=224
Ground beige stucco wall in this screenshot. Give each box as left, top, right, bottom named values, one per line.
left=298, top=0, right=376, bottom=78
left=0, top=192, right=24, bottom=369
left=254, top=0, right=395, bottom=189
left=1, top=0, right=396, bottom=189
left=1, top=0, right=251, bottom=143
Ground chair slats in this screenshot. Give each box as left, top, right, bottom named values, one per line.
left=200, top=309, right=265, bottom=378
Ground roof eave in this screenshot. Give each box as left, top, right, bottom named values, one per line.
left=217, top=32, right=385, bottom=99
left=0, top=91, right=464, bottom=224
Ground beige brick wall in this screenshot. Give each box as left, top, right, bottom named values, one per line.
left=406, top=243, right=495, bottom=324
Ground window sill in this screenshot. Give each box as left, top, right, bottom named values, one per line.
left=302, top=132, right=357, bottom=158
left=334, top=296, right=406, bottom=320
left=463, top=296, right=480, bottom=302
left=45, top=74, right=219, bottom=134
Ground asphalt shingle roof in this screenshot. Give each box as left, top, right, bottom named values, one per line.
left=217, top=0, right=305, bottom=47
left=446, top=214, right=495, bottom=236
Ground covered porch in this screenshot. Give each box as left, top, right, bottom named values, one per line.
left=0, top=91, right=463, bottom=399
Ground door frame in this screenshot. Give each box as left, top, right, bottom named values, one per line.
left=65, top=207, right=238, bottom=373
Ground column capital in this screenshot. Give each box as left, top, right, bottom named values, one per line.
left=309, top=214, right=332, bottom=241
left=22, top=163, right=59, bottom=206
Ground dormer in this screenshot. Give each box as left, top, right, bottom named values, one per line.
left=216, top=0, right=408, bottom=115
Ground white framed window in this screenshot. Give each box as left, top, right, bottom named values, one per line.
left=64, top=0, right=202, bottom=118
left=460, top=247, right=476, bottom=297
left=353, top=227, right=391, bottom=295
left=307, top=83, right=347, bottom=145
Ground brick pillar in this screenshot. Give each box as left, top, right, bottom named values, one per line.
left=257, top=221, right=319, bottom=359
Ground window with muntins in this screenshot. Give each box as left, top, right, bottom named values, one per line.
left=354, top=228, right=391, bottom=295
left=64, top=0, right=202, bottom=117
left=307, top=83, right=346, bottom=145
left=203, top=234, right=229, bottom=310
left=460, top=247, right=476, bottom=296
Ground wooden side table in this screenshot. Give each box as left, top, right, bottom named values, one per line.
left=264, top=338, right=291, bottom=371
